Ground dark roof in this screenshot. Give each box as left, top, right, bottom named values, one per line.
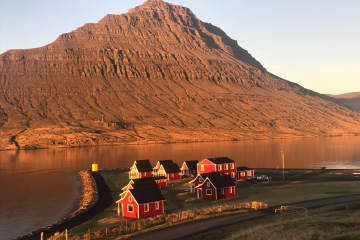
left=162, top=162, right=181, bottom=173
left=132, top=178, right=158, bottom=187
left=184, top=160, right=198, bottom=171
left=237, top=166, right=251, bottom=171
left=130, top=187, right=165, bottom=204
left=159, top=160, right=174, bottom=165
left=135, top=160, right=153, bottom=172
left=207, top=157, right=234, bottom=164
left=203, top=172, right=235, bottom=188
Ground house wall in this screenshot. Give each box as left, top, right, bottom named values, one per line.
left=121, top=192, right=138, bottom=219
left=139, top=200, right=164, bottom=218
left=167, top=172, right=181, bottom=181
left=155, top=179, right=167, bottom=189
left=216, top=186, right=235, bottom=199
left=198, top=179, right=217, bottom=200
left=237, top=169, right=254, bottom=181
left=197, top=160, right=216, bottom=174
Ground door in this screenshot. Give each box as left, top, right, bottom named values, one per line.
left=197, top=189, right=203, bottom=199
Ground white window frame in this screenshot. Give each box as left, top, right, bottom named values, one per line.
left=207, top=181, right=210, bottom=187
left=225, top=164, right=228, bottom=170
left=206, top=189, right=212, bottom=195
left=218, top=165, right=222, bottom=171
left=144, top=203, right=149, bottom=212
left=155, top=201, right=160, bottom=210
left=127, top=204, right=134, bottom=212
left=231, top=163, right=235, bottom=169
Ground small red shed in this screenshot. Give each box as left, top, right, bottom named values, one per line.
left=117, top=187, right=165, bottom=219
left=197, top=157, right=236, bottom=180
left=195, top=172, right=236, bottom=200
left=237, top=167, right=255, bottom=181
left=129, top=160, right=153, bottom=179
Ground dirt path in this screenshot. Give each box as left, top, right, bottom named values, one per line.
left=128, top=195, right=360, bottom=240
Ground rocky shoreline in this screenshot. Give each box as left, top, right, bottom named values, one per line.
left=17, top=171, right=99, bottom=240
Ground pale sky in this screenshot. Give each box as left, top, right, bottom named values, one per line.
left=0, top=0, right=359, bottom=94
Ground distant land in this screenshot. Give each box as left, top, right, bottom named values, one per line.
left=1, top=0, right=360, bottom=150
left=327, top=92, right=360, bottom=111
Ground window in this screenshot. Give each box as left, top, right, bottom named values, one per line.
left=225, top=164, right=228, bottom=170
left=230, top=187, right=233, bottom=193
left=144, top=204, right=149, bottom=212
left=199, top=178, right=203, bottom=183
left=128, top=204, right=134, bottom=212
left=207, top=181, right=210, bottom=187
left=156, top=201, right=160, bottom=210
left=206, top=189, right=212, bottom=195
left=218, top=165, right=222, bottom=171
left=241, top=172, right=245, bottom=177
left=247, top=171, right=252, bottom=176
left=129, top=196, right=132, bottom=202
left=201, top=165, right=204, bottom=171
left=231, top=163, right=235, bottom=169
left=231, top=172, right=235, bottom=178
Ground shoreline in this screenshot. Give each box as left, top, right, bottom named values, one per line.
left=1, top=132, right=359, bottom=152
left=16, top=170, right=104, bottom=240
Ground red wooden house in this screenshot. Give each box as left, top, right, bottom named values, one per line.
left=129, top=160, right=153, bottom=179
left=197, top=157, right=236, bottom=180
left=181, top=160, right=198, bottom=177
left=154, top=160, right=181, bottom=181
left=236, top=167, right=255, bottom=181
left=195, top=172, right=236, bottom=200
left=117, top=186, right=165, bottom=219
left=189, top=172, right=216, bottom=192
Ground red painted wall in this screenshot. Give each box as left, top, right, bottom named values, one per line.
left=155, top=179, right=167, bottom=189
left=197, top=179, right=217, bottom=200
left=197, top=160, right=236, bottom=180
left=237, top=170, right=254, bottom=181
left=167, top=172, right=181, bottom=181
left=139, top=200, right=164, bottom=218
left=121, top=192, right=138, bottom=219
left=217, top=186, right=236, bottom=199
left=197, top=160, right=216, bottom=174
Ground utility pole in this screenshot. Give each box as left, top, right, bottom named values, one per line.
left=281, top=150, right=285, bottom=181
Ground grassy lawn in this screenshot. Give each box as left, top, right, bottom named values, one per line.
left=184, top=202, right=360, bottom=240
left=67, top=169, right=360, bottom=238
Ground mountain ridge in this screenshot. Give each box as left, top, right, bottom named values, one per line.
left=0, top=0, right=360, bottom=150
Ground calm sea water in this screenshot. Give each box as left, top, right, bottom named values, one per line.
left=1, top=136, right=360, bottom=239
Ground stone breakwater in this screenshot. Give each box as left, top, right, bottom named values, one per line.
left=70, top=171, right=99, bottom=216
left=17, top=170, right=99, bottom=240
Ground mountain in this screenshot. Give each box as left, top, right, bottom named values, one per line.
left=1, top=0, right=360, bottom=150
left=327, top=92, right=360, bottom=111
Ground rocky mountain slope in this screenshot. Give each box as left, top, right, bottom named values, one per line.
left=327, top=93, right=360, bottom=111
left=1, top=0, right=360, bottom=150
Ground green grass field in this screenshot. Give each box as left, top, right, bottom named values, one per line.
left=185, top=202, right=360, bottom=240
left=67, top=169, right=360, bottom=239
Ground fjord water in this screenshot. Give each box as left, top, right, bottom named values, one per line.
left=2, top=136, right=360, bottom=239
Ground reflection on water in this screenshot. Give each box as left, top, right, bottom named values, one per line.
left=1, top=136, right=360, bottom=238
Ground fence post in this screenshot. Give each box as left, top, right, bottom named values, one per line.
left=65, top=229, right=68, bottom=240
left=40, top=232, right=43, bottom=240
